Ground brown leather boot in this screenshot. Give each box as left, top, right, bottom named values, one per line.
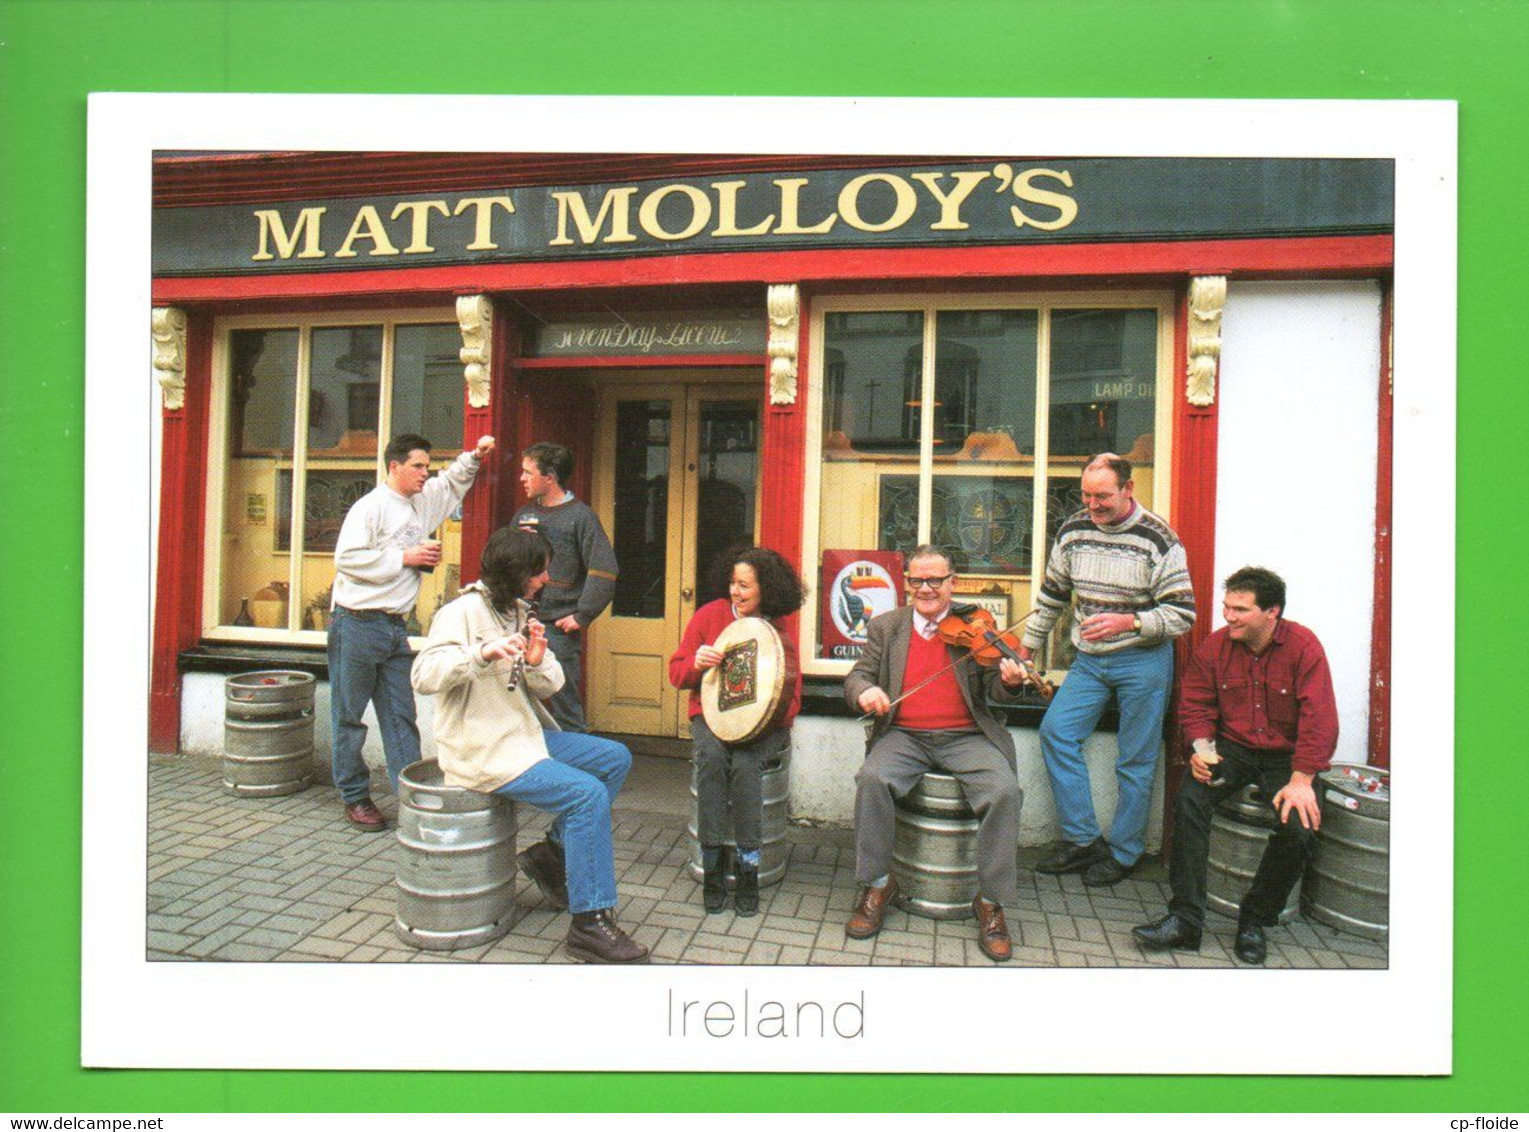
left=565, top=910, right=650, bottom=964
left=972, top=898, right=1013, bottom=962
left=517, top=840, right=569, bottom=910
left=845, top=878, right=898, bottom=939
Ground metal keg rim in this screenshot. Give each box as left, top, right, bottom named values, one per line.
left=226, top=669, right=316, bottom=690
left=1320, top=762, right=1391, bottom=803
left=1214, top=783, right=1279, bottom=825
left=399, top=759, right=449, bottom=789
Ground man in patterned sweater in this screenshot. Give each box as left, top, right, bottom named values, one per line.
left=513, top=441, right=619, bottom=733
left=1016, top=453, right=1196, bottom=886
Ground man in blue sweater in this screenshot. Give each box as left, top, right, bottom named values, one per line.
left=512, top=441, right=619, bottom=733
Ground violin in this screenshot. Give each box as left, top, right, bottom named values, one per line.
left=868, top=604, right=1055, bottom=722
left=937, top=603, right=1055, bottom=699
left=938, top=604, right=1024, bottom=666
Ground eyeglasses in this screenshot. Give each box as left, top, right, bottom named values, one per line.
left=904, top=574, right=954, bottom=590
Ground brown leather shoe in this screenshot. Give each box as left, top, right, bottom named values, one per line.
left=344, top=799, right=386, bottom=831
left=845, top=878, right=898, bottom=939
left=972, top=898, right=1013, bottom=962
left=565, top=910, right=650, bottom=964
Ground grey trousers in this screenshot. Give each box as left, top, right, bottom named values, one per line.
left=690, top=715, right=789, bottom=849
left=854, top=727, right=1023, bottom=908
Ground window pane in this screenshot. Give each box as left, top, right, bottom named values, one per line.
left=308, top=326, right=382, bottom=456
left=1039, top=310, right=1159, bottom=670
left=822, top=311, right=925, bottom=456
left=392, top=323, right=467, bottom=635
left=229, top=329, right=297, bottom=457
left=220, top=329, right=298, bottom=627
left=931, top=309, right=1038, bottom=456
left=882, top=474, right=1034, bottom=575
left=391, top=324, right=465, bottom=449
left=611, top=401, right=671, bottom=618
left=1048, top=308, right=1157, bottom=466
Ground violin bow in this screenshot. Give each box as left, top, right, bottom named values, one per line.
left=861, top=608, right=1047, bottom=722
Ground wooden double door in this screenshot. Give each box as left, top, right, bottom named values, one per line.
left=584, top=373, right=762, bottom=741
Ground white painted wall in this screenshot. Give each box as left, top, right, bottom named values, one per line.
left=1216, top=280, right=1382, bottom=766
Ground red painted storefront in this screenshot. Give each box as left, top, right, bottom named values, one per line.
left=149, top=152, right=1394, bottom=813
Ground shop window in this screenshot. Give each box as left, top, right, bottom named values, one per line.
left=810, top=298, right=1168, bottom=673
left=212, top=317, right=464, bottom=643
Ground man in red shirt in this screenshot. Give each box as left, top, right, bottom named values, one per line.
left=844, top=545, right=1029, bottom=961
left=1133, top=566, right=1339, bottom=964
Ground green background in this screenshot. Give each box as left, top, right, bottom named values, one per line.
left=0, top=0, right=1520, bottom=1114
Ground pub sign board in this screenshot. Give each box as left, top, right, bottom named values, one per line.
left=152, top=157, right=1395, bottom=276
left=820, top=550, right=905, bottom=659
left=523, top=309, right=767, bottom=357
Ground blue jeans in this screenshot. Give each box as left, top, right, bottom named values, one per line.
left=493, top=731, right=631, bottom=914
left=327, top=607, right=420, bottom=804
left=541, top=624, right=589, bottom=733
left=1038, top=642, right=1174, bottom=866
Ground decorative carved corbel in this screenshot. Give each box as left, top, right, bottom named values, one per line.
left=1186, top=275, right=1227, bottom=408
left=151, top=307, right=188, bottom=411
left=456, top=294, right=493, bottom=409
left=766, top=283, right=800, bottom=405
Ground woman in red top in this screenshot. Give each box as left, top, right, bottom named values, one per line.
left=668, top=546, right=806, bottom=916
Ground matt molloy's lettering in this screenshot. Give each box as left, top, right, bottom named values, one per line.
left=250, top=165, right=1078, bottom=262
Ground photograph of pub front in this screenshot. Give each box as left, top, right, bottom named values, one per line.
left=147, top=151, right=1393, bottom=968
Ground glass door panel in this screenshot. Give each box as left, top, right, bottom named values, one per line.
left=690, top=399, right=759, bottom=609
left=610, top=400, right=673, bottom=619
left=587, top=379, right=762, bottom=740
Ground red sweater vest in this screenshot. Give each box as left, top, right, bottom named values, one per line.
left=895, top=629, right=976, bottom=731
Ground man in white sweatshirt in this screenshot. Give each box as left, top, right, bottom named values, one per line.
left=328, top=431, right=494, bottom=830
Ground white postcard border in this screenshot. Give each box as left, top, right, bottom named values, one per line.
left=84, top=94, right=1455, bottom=1074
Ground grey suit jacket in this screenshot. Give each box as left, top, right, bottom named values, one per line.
left=842, top=606, right=1022, bottom=768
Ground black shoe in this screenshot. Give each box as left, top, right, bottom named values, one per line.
left=1132, top=913, right=1202, bottom=951
left=734, top=863, right=759, bottom=917
left=1082, top=855, right=1132, bottom=887
left=1034, top=837, right=1110, bottom=874
left=702, top=851, right=727, bottom=914
left=517, top=840, right=570, bottom=910
left=1234, top=917, right=1268, bottom=965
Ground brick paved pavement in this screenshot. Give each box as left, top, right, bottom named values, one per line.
left=147, top=752, right=1389, bottom=970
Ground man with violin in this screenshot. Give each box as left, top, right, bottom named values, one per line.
left=844, top=545, right=1037, bottom=962
left=1018, top=453, right=1196, bottom=887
